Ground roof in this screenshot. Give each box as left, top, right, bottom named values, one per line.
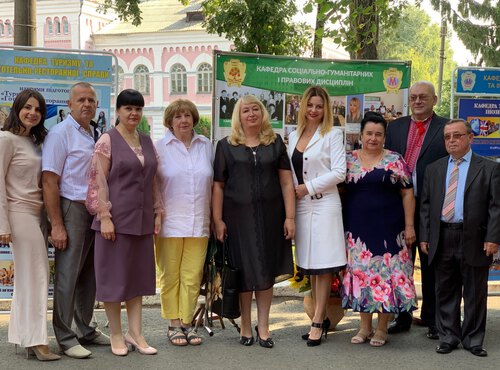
left=94, top=0, right=205, bottom=35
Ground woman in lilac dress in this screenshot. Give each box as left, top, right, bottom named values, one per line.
left=86, top=89, right=162, bottom=356
left=342, top=112, right=417, bottom=347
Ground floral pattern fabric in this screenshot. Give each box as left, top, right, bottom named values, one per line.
left=342, top=150, right=417, bottom=313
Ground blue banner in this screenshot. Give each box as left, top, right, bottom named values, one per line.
left=456, top=68, right=500, bottom=95
left=0, top=49, right=112, bottom=83
left=458, top=98, right=500, bottom=157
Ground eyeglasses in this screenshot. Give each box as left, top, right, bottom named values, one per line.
left=410, top=95, right=431, bottom=102
left=444, top=133, right=468, bottom=141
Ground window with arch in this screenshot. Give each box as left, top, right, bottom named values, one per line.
left=5, top=20, right=12, bottom=37
left=134, top=64, right=150, bottom=95
left=112, top=65, right=124, bottom=94
left=47, top=18, right=53, bottom=35
left=0, top=21, right=4, bottom=37
left=170, top=63, right=187, bottom=94
left=54, top=17, right=61, bottom=34
left=197, top=63, right=212, bottom=93
left=62, top=17, right=69, bottom=34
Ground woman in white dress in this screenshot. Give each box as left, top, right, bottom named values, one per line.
left=287, top=86, right=346, bottom=347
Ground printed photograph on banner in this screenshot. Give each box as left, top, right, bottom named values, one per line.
left=0, top=104, right=11, bottom=129
left=491, top=250, right=500, bottom=281
left=345, top=133, right=361, bottom=151
left=95, top=109, right=109, bottom=135
left=346, top=95, right=363, bottom=124
left=285, top=94, right=301, bottom=126
left=364, top=90, right=405, bottom=123
left=332, top=96, right=346, bottom=127
left=216, top=82, right=285, bottom=130
left=0, top=245, right=14, bottom=299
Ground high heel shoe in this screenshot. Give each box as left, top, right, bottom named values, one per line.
left=301, top=317, right=330, bottom=340
left=110, top=335, right=128, bottom=357
left=306, top=321, right=328, bottom=347
left=124, top=333, right=157, bottom=355
left=239, top=336, right=254, bottom=346
left=255, top=325, right=274, bottom=348
left=26, top=345, right=61, bottom=361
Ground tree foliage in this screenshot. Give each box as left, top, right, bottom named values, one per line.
left=197, top=0, right=310, bottom=56
left=305, top=0, right=408, bottom=59
left=378, top=5, right=456, bottom=116
left=430, top=0, right=500, bottom=66
left=98, top=0, right=142, bottom=26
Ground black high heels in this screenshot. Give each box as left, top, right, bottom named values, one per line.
left=301, top=317, right=330, bottom=341
left=255, top=326, right=274, bottom=348
left=306, top=319, right=329, bottom=347
left=239, top=336, right=254, bottom=346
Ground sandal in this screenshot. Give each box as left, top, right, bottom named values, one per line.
left=351, top=329, right=374, bottom=344
left=167, top=326, right=188, bottom=346
left=183, top=327, right=203, bottom=346
left=370, top=329, right=388, bottom=347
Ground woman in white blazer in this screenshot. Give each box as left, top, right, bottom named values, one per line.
left=287, top=86, right=346, bottom=347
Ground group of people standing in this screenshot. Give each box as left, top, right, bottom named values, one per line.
left=0, top=79, right=498, bottom=362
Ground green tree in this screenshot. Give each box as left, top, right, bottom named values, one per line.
left=198, top=0, right=310, bottom=55
left=98, top=0, right=142, bottom=26
left=430, top=0, right=500, bottom=66
left=305, top=0, right=408, bottom=59
left=378, top=5, right=456, bottom=116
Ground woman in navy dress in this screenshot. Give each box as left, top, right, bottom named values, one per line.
left=342, top=112, right=417, bottom=347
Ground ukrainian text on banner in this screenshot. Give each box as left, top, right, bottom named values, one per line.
left=214, top=51, right=411, bottom=145
left=456, top=69, right=500, bottom=95
left=458, top=98, right=500, bottom=157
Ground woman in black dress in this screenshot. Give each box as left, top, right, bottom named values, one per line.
left=212, top=94, right=295, bottom=348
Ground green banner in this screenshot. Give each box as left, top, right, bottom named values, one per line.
left=216, top=52, right=410, bottom=96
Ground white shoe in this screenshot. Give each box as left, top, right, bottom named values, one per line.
left=63, top=344, right=92, bottom=359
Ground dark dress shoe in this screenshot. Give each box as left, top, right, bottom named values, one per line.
left=388, top=321, right=411, bottom=334
left=239, top=336, right=254, bottom=346
left=436, top=342, right=457, bottom=354
left=426, top=326, right=439, bottom=340
left=469, top=346, right=487, bottom=357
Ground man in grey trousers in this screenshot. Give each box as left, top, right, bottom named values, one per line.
left=42, top=82, right=110, bottom=359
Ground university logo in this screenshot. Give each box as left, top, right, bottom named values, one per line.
left=223, top=59, right=246, bottom=87
left=461, top=71, right=476, bottom=91
left=383, top=68, right=403, bottom=93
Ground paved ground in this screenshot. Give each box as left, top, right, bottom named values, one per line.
left=1, top=295, right=499, bottom=370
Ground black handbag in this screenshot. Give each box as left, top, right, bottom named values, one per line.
left=208, top=237, right=241, bottom=319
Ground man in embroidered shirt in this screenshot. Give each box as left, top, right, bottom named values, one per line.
left=385, top=81, right=448, bottom=338
left=42, top=82, right=110, bottom=359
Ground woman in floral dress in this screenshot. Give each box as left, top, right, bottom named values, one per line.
left=342, top=112, right=417, bottom=347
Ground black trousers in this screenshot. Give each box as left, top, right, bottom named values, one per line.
left=434, top=225, right=488, bottom=348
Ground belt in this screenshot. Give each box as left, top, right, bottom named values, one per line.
left=310, top=193, right=323, bottom=200
left=440, top=221, right=463, bottom=230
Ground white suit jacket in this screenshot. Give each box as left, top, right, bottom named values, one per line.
left=287, top=127, right=346, bottom=195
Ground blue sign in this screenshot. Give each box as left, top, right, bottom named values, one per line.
left=456, top=68, right=500, bottom=95
left=458, top=98, right=500, bottom=157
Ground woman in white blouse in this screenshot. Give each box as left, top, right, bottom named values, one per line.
left=155, top=99, right=213, bottom=346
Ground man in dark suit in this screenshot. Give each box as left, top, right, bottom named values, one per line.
left=385, top=81, right=448, bottom=338
left=419, top=119, right=500, bottom=356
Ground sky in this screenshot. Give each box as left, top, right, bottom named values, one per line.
left=293, top=0, right=474, bottom=65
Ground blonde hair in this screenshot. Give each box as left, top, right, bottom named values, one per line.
left=297, top=86, right=333, bottom=137
left=163, top=99, right=200, bottom=129
left=228, top=94, right=277, bottom=146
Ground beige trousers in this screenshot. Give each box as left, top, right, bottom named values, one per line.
left=155, top=237, right=208, bottom=323
left=8, top=210, right=49, bottom=347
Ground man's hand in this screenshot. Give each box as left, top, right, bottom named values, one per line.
left=420, top=242, right=429, bottom=255
left=484, top=242, right=499, bottom=257
left=50, top=224, right=68, bottom=250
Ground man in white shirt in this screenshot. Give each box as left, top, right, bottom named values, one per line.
left=42, top=82, right=109, bottom=359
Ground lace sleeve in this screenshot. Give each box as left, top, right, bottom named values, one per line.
left=86, top=134, right=112, bottom=219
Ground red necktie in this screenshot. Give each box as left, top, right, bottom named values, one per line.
left=415, top=121, right=425, bottom=136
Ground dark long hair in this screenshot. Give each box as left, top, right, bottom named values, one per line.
left=2, top=89, right=47, bottom=145
left=115, top=89, right=144, bottom=126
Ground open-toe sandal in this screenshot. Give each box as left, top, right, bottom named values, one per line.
left=351, top=329, right=374, bottom=344
left=167, top=326, right=188, bottom=346
left=183, top=327, right=203, bottom=346
left=370, top=329, right=388, bottom=347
